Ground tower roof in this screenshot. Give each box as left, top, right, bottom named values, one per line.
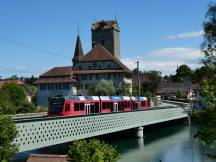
left=72, top=35, right=84, bottom=63
left=92, top=20, right=119, bottom=31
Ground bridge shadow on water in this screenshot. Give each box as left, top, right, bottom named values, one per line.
left=12, top=118, right=187, bottom=162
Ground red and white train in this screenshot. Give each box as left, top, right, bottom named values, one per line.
left=48, top=96, right=149, bottom=117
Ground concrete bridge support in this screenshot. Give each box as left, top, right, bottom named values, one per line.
left=137, top=126, right=144, bottom=138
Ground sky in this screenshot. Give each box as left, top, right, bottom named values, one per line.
left=0, top=0, right=214, bottom=78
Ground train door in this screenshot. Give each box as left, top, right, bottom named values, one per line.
left=135, top=102, right=141, bottom=109
left=113, top=103, right=118, bottom=111
left=85, top=104, right=91, bottom=114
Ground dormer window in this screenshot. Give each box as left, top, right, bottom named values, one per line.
left=93, top=63, right=97, bottom=68
left=107, top=64, right=111, bottom=69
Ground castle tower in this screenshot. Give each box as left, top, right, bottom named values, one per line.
left=91, top=20, right=120, bottom=59
left=72, top=34, right=84, bottom=66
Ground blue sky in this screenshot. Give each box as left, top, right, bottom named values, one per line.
left=0, top=0, right=213, bottom=78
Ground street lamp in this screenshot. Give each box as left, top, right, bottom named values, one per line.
left=136, top=61, right=140, bottom=100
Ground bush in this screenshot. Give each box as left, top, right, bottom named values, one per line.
left=0, top=115, right=18, bottom=161
left=2, top=83, right=26, bottom=106
left=68, top=139, right=120, bottom=162
left=16, top=101, right=36, bottom=113
left=0, top=90, right=16, bottom=115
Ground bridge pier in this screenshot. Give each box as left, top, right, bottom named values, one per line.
left=136, top=126, right=144, bottom=138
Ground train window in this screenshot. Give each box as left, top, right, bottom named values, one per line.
left=110, top=102, right=113, bottom=111
left=141, top=101, right=145, bottom=106
left=102, top=102, right=106, bottom=109
left=74, top=103, right=79, bottom=111
left=90, top=103, right=95, bottom=113
left=80, top=103, right=84, bottom=111
left=65, top=104, right=70, bottom=112
left=124, top=101, right=127, bottom=108
left=128, top=101, right=130, bottom=107
left=95, top=102, right=99, bottom=113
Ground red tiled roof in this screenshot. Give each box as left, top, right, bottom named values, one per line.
left=92, top=20, right=119, bottom=31
left=73, top=69, right=127, bottom=74
left=40, top=66, right=72, bottom=77
left=34, top=77, right=76, bottom=84
left=157, top=82, right=193, bottom=94
left=27, top=154, right=68, bottom=162
left=0, top=80, right=24, bottom=88
left=79, top=44, right=131, bottom=73
left=132, top=75, right=150, bottom=86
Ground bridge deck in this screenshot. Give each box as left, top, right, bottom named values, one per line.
left=15, top=106, right=188, bottom=152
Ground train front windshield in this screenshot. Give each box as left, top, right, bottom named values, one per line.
left=49, top=97, right=65, bottom=115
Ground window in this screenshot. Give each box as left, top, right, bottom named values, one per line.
left=107, top=64, right=111, bottom=69
left=63, top=83, right=70, bottom=90
left=65, top=104, right=70, bottom=111
left=95, top=102, right=99, bottom=113
left=141, top=101, right=145, bottom=106
left=102, top=102, right=106, bottom=109
left=80, top=103, right=84, bottom=111
left=89, top=75, right=92, bottom=80
left=89, top=66, right=92, bottom=69
left=93, top=62, right=97, bottom=68
left=96, top=74, right=99, bottom=80
left=51, top=84, right=55, bottom=90
left=79, top=66, right=82, bottom=70
left=107, top=74, right=111, bottom=79
left=48, top=84, right=51, bottom=90
left=74, top=103, right=79, bottom=111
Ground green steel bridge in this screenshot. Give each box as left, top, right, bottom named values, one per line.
left=14, top=102, right=189, bottom=152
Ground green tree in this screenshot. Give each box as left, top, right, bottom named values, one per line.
left=0, top=90, right=16, bottom=115
left=194, top=2, right=216, bottom=157
left=146, top=71, right=162, bottom=96
left=173, top=64, right=192, bottom=82
left=191, top=66, right=208, bottom=83
left=2, top=83, right=26, bottom=107
left=176, top=90, right=183, bottom=98
left=68, top=139, right=119, bottom=162
left=0, top=115, right=18, bottom=161
left=115, top=82, right=131, bottom=96
left=91, top=80, right=116, bottom=96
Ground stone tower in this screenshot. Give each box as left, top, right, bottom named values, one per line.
left=91, top=20, right=120, bottom=59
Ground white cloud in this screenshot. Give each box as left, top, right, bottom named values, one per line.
left=122, top=47, right=203, bottom=75
left=164, top=30, right=203, bottom=40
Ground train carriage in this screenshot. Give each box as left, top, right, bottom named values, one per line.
left=48, top=95, right=149, bottom=117
left=48, top=96, right=100, bottom=117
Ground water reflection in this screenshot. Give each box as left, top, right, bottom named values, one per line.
left=113, top=125, right=214, bottom=162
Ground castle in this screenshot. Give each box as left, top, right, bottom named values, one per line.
left=35, top=20, right=132, bottom=106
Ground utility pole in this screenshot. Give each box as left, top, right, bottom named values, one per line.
left=136, top=61, right=140, bottom=99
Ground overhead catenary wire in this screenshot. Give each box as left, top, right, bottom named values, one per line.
left=0, top=36, right=71, bottom=59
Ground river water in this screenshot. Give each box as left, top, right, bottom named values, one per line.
left=13, top=122, right=215, bottom=162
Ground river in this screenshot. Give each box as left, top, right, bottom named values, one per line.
left=13, top=122, right=215, bottom=162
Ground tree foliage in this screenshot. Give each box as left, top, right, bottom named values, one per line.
left=68, top=139, right=120, bottom=162
left=115, top=82, right=131, bottom=96
left=0, top=83, right=36, bottom=114
left=0, top=90, right=16, bottom=115
left=2, top=83, right=26, bottom=107
left=88, top=80, right=116, bottom=96
left=172, top=64, right=192, bottom=82
left=0, top=115, right=18, bottom=161
left=194, top=2, right=216, bottom=155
